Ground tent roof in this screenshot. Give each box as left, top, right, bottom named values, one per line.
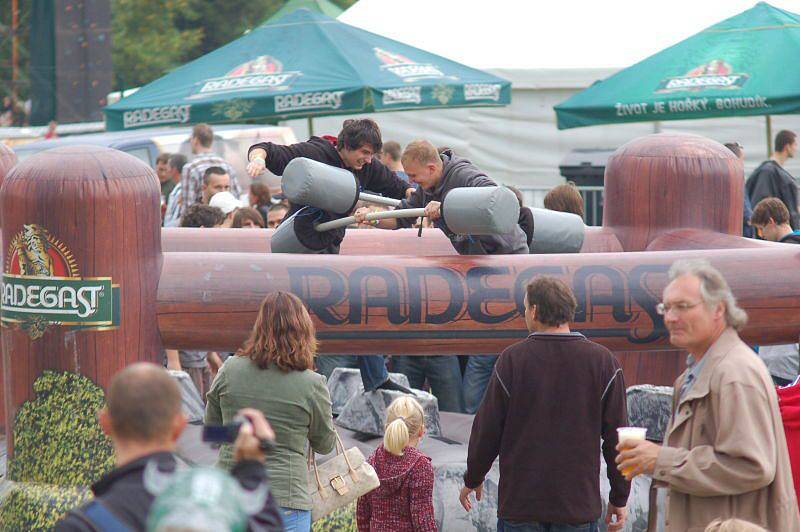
left=339, top=0, right=799, bottom=69
left=264, top=0, right=343, bottom=24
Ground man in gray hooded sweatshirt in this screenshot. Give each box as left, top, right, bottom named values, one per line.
left=355, top=139, right=528, bottom=254
left=355, top=139, right=528, bottom=414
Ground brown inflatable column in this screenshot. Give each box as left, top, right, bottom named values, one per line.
left=603, top=133, right=742, bottom=252
left=1, top=145, right=162, bottom=449
left=0, top=143, right=17, bottom=434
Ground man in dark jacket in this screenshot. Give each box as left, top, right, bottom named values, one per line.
left=746, top=130, right=799, bottom=229
left=247, top=118, right=414, bottom=254
left=56, top=363, right=283, bottom=532
left=356, top=139, right=528, bottom=255
left=460, top=277, right=629, bottom=531
left=247, top=118, right=414, bottom=394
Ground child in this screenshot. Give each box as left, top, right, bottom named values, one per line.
left=356, top=396, right=437, bottom=531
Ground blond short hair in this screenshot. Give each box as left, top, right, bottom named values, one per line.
left=383, top=396, right=425, bottom=456
left=401, top=140, right=441, bottom=167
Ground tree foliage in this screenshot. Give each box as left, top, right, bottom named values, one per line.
left=111, top=0, right=358, bottom=91
left=111, top=0, right=203, bottom=91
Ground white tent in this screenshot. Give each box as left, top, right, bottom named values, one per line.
left=283, top=0, right=800, bottom=198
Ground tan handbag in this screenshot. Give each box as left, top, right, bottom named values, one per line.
left=307, top=431, right=380, bottom=522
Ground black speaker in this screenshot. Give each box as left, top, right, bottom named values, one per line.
left=29, top=0, right=111, bottom=125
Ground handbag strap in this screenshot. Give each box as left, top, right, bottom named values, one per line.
left=308, top=430, right=361, bottom=486
left=334, top=431, right=360, bottom=482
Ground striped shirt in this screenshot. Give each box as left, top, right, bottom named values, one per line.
left=179, top=152, right=241, bottom=217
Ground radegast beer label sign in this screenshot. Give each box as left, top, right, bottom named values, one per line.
left=374, top=48, right=448, bottom=82
left=464, top=83, right=503, bottom=102
left=193, top=56, right=301, bottom=98
left=612, top=59, right=767, bottom=120
left=123, top=104, right=191, bottom=129
left=1, top=225, right=119, bottom=339
left=382, top=87, right=422, bottom=106
left=656, top=60, right=749, bottom=93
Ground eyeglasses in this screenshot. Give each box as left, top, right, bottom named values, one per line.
left=656, top=301, right=704, bottom=315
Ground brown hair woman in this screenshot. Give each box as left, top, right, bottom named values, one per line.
left=205, top=291, right=336, bottom=531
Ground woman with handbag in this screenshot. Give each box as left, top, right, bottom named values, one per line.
left=206, top=291, right=337, bottom=532
left=356, top=397, right=437, bottom=531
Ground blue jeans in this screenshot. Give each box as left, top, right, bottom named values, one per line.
left=315, top=355, right=388, bottom=391
left=280, top=507, right=311, bottom=532
left=498, top=519, right=598, bottom=532
left=392, top=355, right=465, bottom=412
left=463, top=355, right=498, bottom=414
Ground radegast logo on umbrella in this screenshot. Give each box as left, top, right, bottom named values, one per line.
left=193, top=55, right=301, bottom=97
left=656, top=60, right=749, bottom=93
left=1, top=225, right=119, bottom=339
left=375, top=48, right=448, bottom=82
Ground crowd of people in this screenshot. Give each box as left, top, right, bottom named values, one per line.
left=81, top=117, right=800, bottom=531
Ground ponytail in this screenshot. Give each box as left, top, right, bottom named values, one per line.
left=384, top=418, right=410, bottom=456
left=383, top=396, right=425, bottom=456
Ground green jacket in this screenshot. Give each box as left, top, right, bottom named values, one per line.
left=205, top=355, right=336, bottom=510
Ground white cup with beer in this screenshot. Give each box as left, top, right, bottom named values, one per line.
left=617, top=426, right=647, bottom=477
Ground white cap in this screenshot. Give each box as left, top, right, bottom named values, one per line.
left=209, top=191, right=245, bottom=215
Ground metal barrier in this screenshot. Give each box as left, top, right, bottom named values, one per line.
left=515, top=185, right=604, bottom=226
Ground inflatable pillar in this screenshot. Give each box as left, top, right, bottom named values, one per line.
left=1, top=145, right=162, bottom=453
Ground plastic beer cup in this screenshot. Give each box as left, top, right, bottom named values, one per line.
left=617, top=427, right=647, bottom=477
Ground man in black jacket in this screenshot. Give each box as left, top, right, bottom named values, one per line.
left=460, top=277, right=629, bottom=531
left=746, top=129, right=799, bottom=229
left=56, top=363, right=283, bottom=532
left=246, top=118, right=414, bottom=254
left=247, top=118, right=414, bottom=394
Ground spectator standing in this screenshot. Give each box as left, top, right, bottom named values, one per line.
left=543, top=182, right=585, bottom=219
left=210, top=190, right=245, bottom=228
left=206, top=291, right=337, bottom=532
left=266, top=203, right=289, bottom=229
left=460, top=276, right=629, bottom=532
left=233, top=207, right=265, bottom=228
left=163, top=153, right=187, bottom=227
left=155, top=153, right=175, bottom=201
left=180, top=124, right=241, bottom=217
left=746, top=129, right=799, bottom=229
left=356, top=396, right=437, bottom=532
left=179, top=204, right=226, bottom=229
left=55, top=363, right=283, bottom=531
left=200, top=166, right=232, bottom=205
left=724, top=142, right=755, bottom=238
left=249, top=181, right=273, bottom=225
left=616, top=259, right=800, bottom=531
left=749, top=198, right=800, bottom=386
left=380, top=140, right=409, bottom=182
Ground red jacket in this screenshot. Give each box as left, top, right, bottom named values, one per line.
left=776, top=380, right=800, bottom=511
left=356, top=444, right=437, bottom=532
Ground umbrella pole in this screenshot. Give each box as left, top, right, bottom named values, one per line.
left=766, top=115, right=773, bottom=158
left=307, top=116, right=314, bottom=137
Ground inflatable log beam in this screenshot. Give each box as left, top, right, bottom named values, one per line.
left=157, top=246, right=800, bottom=354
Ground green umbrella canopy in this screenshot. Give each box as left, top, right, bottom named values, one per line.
left=104, top=9, right=510, bottom=131
left=554, top=2, right=800, bottom=130
left=265, top=0, right=343, bottom=24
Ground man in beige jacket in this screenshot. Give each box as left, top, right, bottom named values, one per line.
left=616, top=259, right=799, bottom=531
